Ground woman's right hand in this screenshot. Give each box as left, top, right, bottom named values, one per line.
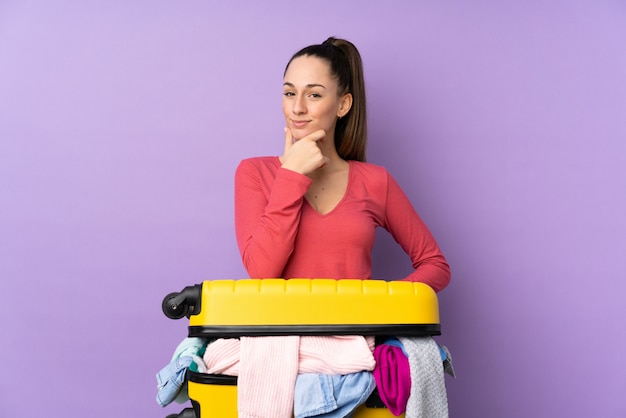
left=280, top=127, right=330, bottom=175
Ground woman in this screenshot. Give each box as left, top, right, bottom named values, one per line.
left=234, top=36, right=451, bottom=292
left=226, top=38, right=452, bottom=417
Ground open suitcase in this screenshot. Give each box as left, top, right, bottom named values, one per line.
left=162, top=278, right=441, bottom=418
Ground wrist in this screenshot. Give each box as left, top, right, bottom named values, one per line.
left=280, top=161, right=306, bottom=175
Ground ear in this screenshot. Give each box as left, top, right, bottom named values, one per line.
left=337, top=93, right=353, bottom=118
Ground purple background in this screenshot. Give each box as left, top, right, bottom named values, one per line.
left=1, top=1, right=625, bottom=417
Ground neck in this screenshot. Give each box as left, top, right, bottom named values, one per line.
left=318, top=131, right=348, bottom=169
left=309, top=152, right=348, bottom=181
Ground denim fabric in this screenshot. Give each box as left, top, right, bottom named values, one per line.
left=171, top=354, right=207, bottom=405
left=156, top=356, right=193, bottom=407
left=294, top=371, right=376, bottom=418
left=173, top=337, right=208, bottom=360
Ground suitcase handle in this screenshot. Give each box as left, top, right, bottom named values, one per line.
left=162, top=284, right=202, bottom=319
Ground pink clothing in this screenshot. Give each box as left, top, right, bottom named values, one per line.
left=239, top=336, right=299, bottom=418
left=231, top=155, right=450, bottom=416
left=234, top=157, right=450, bottom=292
left=203, top=335, right=376, bottom=375
left=373, top=344, right=412, bottom=416
left=204, top=336, right=376, bottom=418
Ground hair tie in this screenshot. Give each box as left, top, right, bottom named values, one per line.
left=322, top=37, right=337, bottom=47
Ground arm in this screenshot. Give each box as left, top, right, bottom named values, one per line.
left=234, top=159, right=312, bottom=278
left=383, top=173, right=451, bottom=292
left=235, top=128, right=329, bottom=278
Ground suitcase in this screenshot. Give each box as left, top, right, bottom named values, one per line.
left=162, top=278, right=441, bottom=418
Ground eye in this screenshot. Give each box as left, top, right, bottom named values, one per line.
left=309, top=92, right=322, bottom=99
left=283, top=91, right=295, bottom=97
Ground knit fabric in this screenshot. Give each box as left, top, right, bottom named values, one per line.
left=398, top=337, right=449, bottom=418
left=203, top=335, right=375, bottom=375
left=203, top=335, right=376, bottom=418
left=202, top=338, right=242, bottom=374
left=239, top=336, right=299, bottom=418
left=373, top=344, right=411, bottom=416
left=235, top=157, right=451, bottom=292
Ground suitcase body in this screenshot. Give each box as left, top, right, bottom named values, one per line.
left=163, top=279, right=441, bottom=418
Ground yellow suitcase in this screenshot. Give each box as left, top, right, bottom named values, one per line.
left=162, top=279, right=441, bottom=418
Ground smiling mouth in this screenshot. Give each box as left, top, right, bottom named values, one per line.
left=291, top=120, right=310, bottom=128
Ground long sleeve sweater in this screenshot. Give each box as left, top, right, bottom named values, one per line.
left=234, top=156, right=451, bottom=292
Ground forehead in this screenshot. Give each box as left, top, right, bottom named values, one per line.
left=283, top=55, right=336, bottom=87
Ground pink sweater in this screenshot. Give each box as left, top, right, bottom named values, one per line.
left=204, top=336, right=376, bottom=418
left=204, top=335, right=376, bottom=376
left=235, top=157, right=451, bottom=292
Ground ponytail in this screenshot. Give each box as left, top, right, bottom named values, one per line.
left=285, top=37, right=367, bottom=162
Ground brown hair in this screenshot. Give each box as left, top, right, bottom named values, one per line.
left=285, top=37, right=367, bottom=162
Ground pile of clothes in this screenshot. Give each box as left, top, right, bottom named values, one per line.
left=157, top=335, right=455, bottom=418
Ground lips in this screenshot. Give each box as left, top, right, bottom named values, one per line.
left=291, top=120, right=310, bottom=129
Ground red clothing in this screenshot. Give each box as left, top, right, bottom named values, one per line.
left=234, top=156, right=450, bottom=292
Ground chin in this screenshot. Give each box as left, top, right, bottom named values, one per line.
left=291, top=128, right=314, bottom=140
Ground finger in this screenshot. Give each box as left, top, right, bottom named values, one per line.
left=302, top=129, right=326, bottom=143
left=284, top=127, right=294, bottom=153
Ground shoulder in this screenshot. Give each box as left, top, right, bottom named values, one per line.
left=238, top=156, right=280, bottom=170
left=350, top=160, right=388, bottom=174
left=348, top=161, right=393, bottom=200
left=236, top=156, right=280, bottom=176
left=349, top=161, right=410, bottom=199
left=350, top=161, right=390, bottom=184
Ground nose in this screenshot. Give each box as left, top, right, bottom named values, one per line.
left=292, top=94, right=306, bottom=115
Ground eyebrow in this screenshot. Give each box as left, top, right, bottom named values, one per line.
left=283, top=82, right=327, bottom=90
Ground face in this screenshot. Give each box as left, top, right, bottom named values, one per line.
left=282, top=55, right=352, bottom=141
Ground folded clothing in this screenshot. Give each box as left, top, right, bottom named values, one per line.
left=204, top=336, right=376, bottom=418
left=203, top=335, right=376, bottom=375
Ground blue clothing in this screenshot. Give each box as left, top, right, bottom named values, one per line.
left=155, top=337, right=209, bottom=406
left=172, top=337, right=207, bottom=360
left=381, top=337, right=409, bottom=357
left=156, top=356, right=193, bottom=407
left=294, top=372, right=376, bottom=418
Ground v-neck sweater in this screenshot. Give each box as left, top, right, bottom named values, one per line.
left=234, top=156, right=450, bottom=292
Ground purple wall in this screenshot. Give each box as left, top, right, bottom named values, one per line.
left=1, top=1, right=625, bottom=416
